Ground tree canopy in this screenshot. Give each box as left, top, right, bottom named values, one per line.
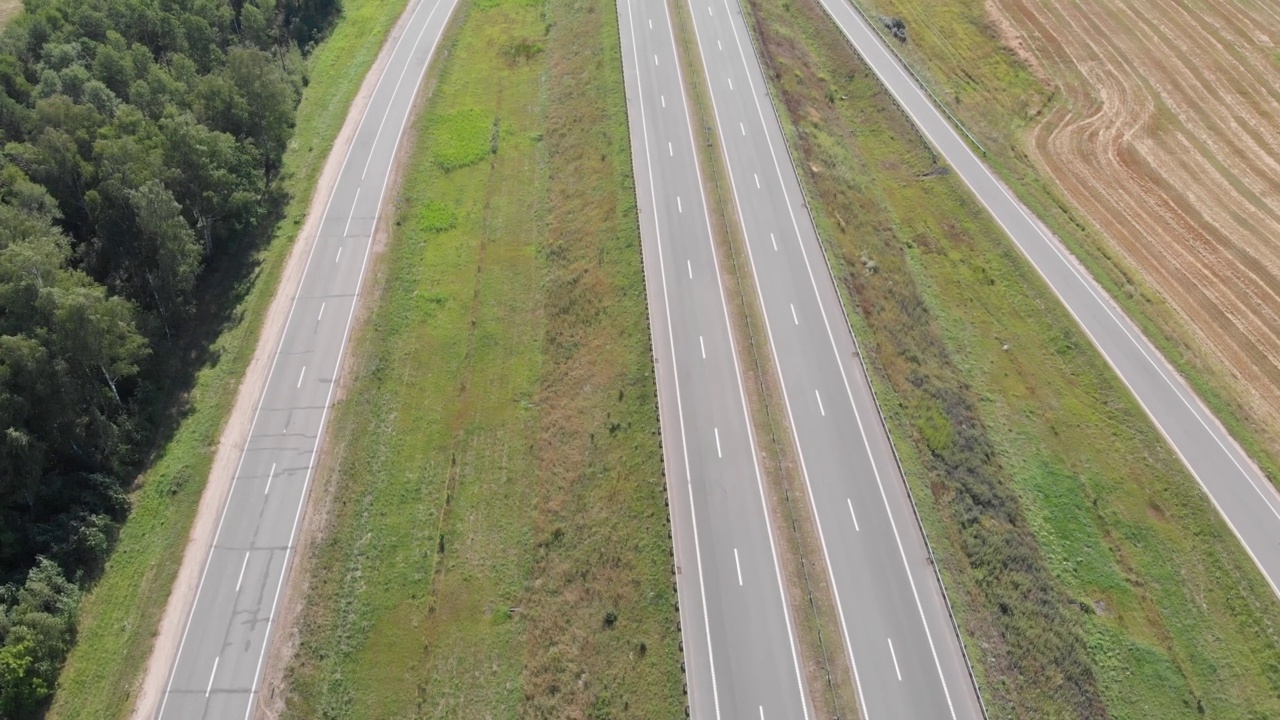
left=0, top=0, right=339, bottom=713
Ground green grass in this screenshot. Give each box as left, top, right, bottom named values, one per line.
left=844, top=0, right=1280, bottom=491
left=743, top=0, right=1280, bottom=717
left=45, top=0, right=412, bottom=716
left=275, top=0, right=684, bottom=716
left=427, top=108, right=494, bottom=170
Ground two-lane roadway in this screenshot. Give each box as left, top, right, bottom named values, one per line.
left=814, top=0, right=1280, bottom=599
left=153, top=0, right=460, bottom=716
left=680, top=0, right=987, bottom=717
left=618, top=0, right=816, bottom=717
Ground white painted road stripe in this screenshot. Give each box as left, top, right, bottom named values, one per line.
left=206, top=656, right=219, bottom=697
left=700, top=335, right=706, bottom=358
left=734, top=548, right=742, bottom=585
left=715, top=427, right=722, bottom=458
left=343, top=188, right=360, bottom=235
left=847, top=497, right=859, bottom=531
left=770, top=232, right=777, bottom=250
left=815, top=389, right=825, bottom=416
left=296, top=366, right=306, bottom=389
left=790, top=303, right=798, bottom=324
left=889, top=637, right=902, bottom=681
left=265, top=462, right=276, bottom=495
left=236, top=553, right=249, bottom=592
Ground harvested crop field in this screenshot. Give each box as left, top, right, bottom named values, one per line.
left=988, top=0, right=1280, bottom=456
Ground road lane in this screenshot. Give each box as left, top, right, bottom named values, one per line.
left=680, top=0, right=986, bottom=717
left=154, top=0, right=460, bottom=716
left=815, top=0, right=1280, bottom=599
left=618, top=0, right=815, bottom=716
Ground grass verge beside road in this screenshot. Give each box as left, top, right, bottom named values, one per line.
left=837, top=0, right=1280, bottom=490
left=46, top=0, right=411, bottom=715
left=743, top=0, right=1280, bottom=717
left=273, top=0, right=685, bottom=716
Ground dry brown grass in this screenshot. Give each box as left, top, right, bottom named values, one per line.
left=987, top=0, right=1280, bottom=460
left=0, top=0, right=20, bottom=28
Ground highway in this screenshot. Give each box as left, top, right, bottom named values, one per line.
left=617, top=0, right=815, bottom=717
left=152, top=0, right=460, bottom=716
left=813, top=0, right=1280, bottom=598
left=676, top=0, right=987, bottom=718
left=622, top=0, right=986, bottom=716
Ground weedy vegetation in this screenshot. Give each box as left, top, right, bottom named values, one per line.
left=742, top=0, right=1280, bottom=717
left=274, top=0, right=685, bottom=716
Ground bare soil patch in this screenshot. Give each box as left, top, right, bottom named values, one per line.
left=989, top=0, right=1280, bottom=459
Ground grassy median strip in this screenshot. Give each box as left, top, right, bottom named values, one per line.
left=274, top=0, right=684, bottom=716
left=45, top=1, right=412, bottom=716
left=742, top=0, right=1280, bottom=718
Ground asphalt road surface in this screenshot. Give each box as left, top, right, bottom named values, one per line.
left=618, top=0, right=819, bottom=717
left=622, top=0, right=985, bottom=716
left=814, top=0, right=1280, bottom=598
left=153, top=0, right=459, bottom=716
left=678, top=0, right=987, bottom=718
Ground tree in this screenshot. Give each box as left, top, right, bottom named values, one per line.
left=0, top=559, right=79, bottom=719
left=126, top=180, right=202, bottom=332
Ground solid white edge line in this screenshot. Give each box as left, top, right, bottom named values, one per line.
left=240, top=0, right=456, bottom=717
left=623, top=0, right=723, bottom=715
left=667, top=0, right=813, bottom=715
left=818, top=0, right=1280, bottom=596
left=156, top=0, right=443, bottom=712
